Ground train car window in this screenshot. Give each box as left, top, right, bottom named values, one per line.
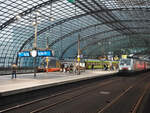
left=139, top=61, right=143, bottom=65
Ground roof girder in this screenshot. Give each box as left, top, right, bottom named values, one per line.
left=19, top=16, right=150, bottom=53
left=0, top=0, right=59, bottom=30
left=61, top=31, right=150, bottom=58
left=76, top=0, right=134, bottom=34
left=48, top=19, right=150, bottom=48
left=81, top=33, right=150, bottom=54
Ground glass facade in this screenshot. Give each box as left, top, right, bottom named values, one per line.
left=0, top=0, right=150, bottom=67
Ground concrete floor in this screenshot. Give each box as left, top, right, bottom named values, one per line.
left=0, top=70, right=117, bottom=96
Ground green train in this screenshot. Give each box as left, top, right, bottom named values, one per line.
left=85, top=59, right=119, bottom=69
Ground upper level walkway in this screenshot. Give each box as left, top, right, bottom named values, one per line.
left=0, top=70, right=118, bottom=96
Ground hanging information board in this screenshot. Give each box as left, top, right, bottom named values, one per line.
left=18, top=51, right=30, bottom=57
left=18, top=50, right=53, bottom=57
left=37, top=50, right=52, bottom=57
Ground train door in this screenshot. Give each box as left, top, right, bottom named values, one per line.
left=130, top=59, right=134, bottom=70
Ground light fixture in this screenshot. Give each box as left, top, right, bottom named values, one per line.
left=98, top=42, right=101, bottom=45
left=36, top=11, right=40, bottom=16
left=52, top=50, right=55, bottom=56
left=129, top=54, right=134, bottom=57
left=50, top=17, right=54, bottom=21
left=49, top=0, right=54, bottom=22
left=32, top=21, right=36, bottom=26
left=16, top=15, right=21, bottom=20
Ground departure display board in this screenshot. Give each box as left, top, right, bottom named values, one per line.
left=18, top=51, right=30, bottom=57
left=18, top=50, right=53, bottom=57
left=37, top=50, right=52, bottom=57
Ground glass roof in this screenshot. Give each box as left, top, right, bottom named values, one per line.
left=0, top=0, right=150, bottom=67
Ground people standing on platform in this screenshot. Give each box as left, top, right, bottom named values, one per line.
left=103, top=64, right=106, bottom=70
left=64, top=64, right=68, bottom=72
left=91, top=64, right=94, bottom=70
left=69, top=64, right=73, bottom=73
left=11, top=63, right=17, bottom=79
left=73, top=64, right=77, bottom=74
left=61, top=63, right=64, bottom=72
left=104, top=63, right=108, bottom=71
left=111, top=64, right=114, bottom=70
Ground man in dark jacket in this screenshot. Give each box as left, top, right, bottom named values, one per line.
left=12, top=64, right=17, bottom=79
left=61, top=63, right=64, bottom=72
left=91, top=64, right=94, bottom=70
left=104, top=63, right=108, bottom=71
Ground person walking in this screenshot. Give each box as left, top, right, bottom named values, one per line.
left=11, top=63, right=17, bottom=79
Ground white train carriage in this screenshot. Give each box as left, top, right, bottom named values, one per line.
left=119, top=58, right=150, bottom=73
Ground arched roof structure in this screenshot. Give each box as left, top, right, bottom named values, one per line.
left=0, top=0, right=150, bottom=67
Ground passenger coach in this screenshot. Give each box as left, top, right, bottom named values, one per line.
left=119, top=58, right=150, bottom=72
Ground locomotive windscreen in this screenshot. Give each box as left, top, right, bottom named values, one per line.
left=120, top=59, right=131, bottom=65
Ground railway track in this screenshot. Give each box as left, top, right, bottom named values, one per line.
left=131, top=83, right=150, bottom=113
left=97, top=74, right=150, bottom=113
left=0, top=73, right=149, bottom=113
left=0, top=76, right=119, bottom=113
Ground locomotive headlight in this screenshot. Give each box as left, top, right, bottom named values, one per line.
left=128, top=67, right=131, bottom=70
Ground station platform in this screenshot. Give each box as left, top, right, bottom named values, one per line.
left=0, top=70, right=118, bottom=96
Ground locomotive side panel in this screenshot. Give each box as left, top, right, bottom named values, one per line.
left=119, top=58, right=149, bottom=73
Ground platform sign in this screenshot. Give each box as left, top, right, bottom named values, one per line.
left=18, top=51, right=30, bottom=57
left=37, top=50, right=52, bottom=57
left=77, top=57, right=80, bottom=62
left=122, top=55, right=127, bottom=59
left=18, top=50, right=53, bottom=57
